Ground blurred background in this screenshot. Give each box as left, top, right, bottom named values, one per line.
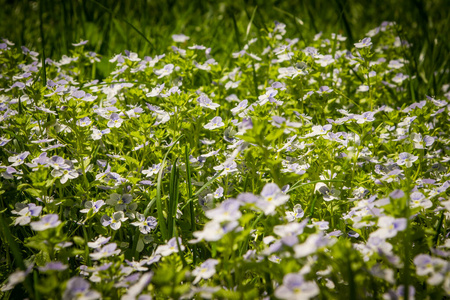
left=1, top=0, right=449, bottom=94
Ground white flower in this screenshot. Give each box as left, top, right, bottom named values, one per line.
left=172, top=34, right=190, bottom=42
left=154, top=64, right=174, bottom=78
left=30, top=214, right=61, bottom=231
left=89, top=243, right=121, bottom=260
left=204, top=116, right=224, bottom=130
left=51, top=168, right=79, bottom=184
left=275, top=273, right=319, bottom=300
left=192, top=259, right=219, bottom=284
left=354, top=37, right=372, bottom=48
left=155, top=237, right=185, bottom=257
left=198, top=94, right=220, bottom=110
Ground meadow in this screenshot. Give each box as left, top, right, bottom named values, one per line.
left=0, top=0, right=449, bottom=299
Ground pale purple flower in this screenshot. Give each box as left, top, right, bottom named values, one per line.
left=63, top=277, right=100, bottom=300
left=155, top=237, right=185, bottom=256
left=87, top=236, right=111, bottom=249
left=315, top=182, right=340, bottom=201
left=192, top=259, right=219, bottom=284
left=213, top=159, right=237, bottom=175
left=91, top=128, right=110, bottom=140
left=413, top=254, right=447, bottom=285
left=397, top=152, right=418, bottom=168
left=271, top=116, right=286, bottom=127
left=123, top=50, right=141, bottom=62
left=355, top=111, right=375, bottom=124
left=142, top=163, right=161, bottom=177
left=348, top=231, right=359, bottom=238
left=205, top=199, right=241, bottom=222
left=154, top=64, right=174, bottom=78
left=278, top=66, right=307, bottom=79
left=72, top=40, right=88, bottom=47
left=90, top=243, right=121, bottom=260
left=275, top=273, right=319, bottom=300
left=306, top=124, right=332, bottom=137
left=388, top=59, right=404, bottom=69
left=12, top=203, right=42, bottom=225
left=101, top=211, right=127, bottom=230
left=294, top=233, right=330, bottom=258
left=372, top=216, right=407, bottom=239
left=76, top=116, right=91, bottom=127
left=414, top=254, right=434, bottom=276
left=258, top=88, right=278, bottom=106
left=392, top=72, right=409, bottom=84
left=313, top=220, right=330, bottom=231
left=80, top=200, right=105, bottom=214
left=256, top=183, right=290, bottom=215
left=1, top=266, right=33, bottom=292
left=131, top=213, right=158, bottom=234
left=410, top=192, right=432, bottom=209
left=286, top=204, right=304, bottom=222
left=354, top=37, right=372, bottom=48
left=71, top=90, right=86, bottom=99
left=30, top=214, right=61, bottom=231
left=315, top=54, right=335, bottom=67
left=380, top=169, right=404, bottom=183
left=8, top=151, right=30, bottom=166
left=357, top=84, right=370, bottom=92
left=230, top=99, right=248, bottom=115
left=107, top=113, right=124, bottom=128
left=48, top=156, right=70, bottom=170
left=412, top=133, right=435, bottom=149
left=106, top=193, right=133, bottom=211
left=213, top=186, right=224, bottom=198
left=146, top=83, right=165, bottom=97
left=274, top=221, right=307, bottom=239
left=141, top=254, right=161, bottom=266
left=191, top=220, right=238, bottom=243
left=0, top=137, right=11, bottom=146
left=122, top=272, right=153, bottom=300
left=172, top=34, right=190, bottom=42
left=197, top=94, right=220, bottom=110
left=317, top=86, right=333, bottom=95
left=39, top=261, right=68, bottom=272
left=389, top=189, right=405, bottom=199
left=204, top=116, right=224, bottom=130
left=51, top=168, right=79, bottom=184
left=171, top=45, right=186, bottom=56
left=384, top=285, right=415, bottom=300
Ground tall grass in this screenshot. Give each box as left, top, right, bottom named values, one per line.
left=1, top=0, right=448, bottom=97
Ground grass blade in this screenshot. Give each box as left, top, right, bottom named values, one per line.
left=88, top=0, right=154, bottom=48
left=185, top=145, right=197, bottom=264
left=181, top=170, right=224, bottom=210
left=167, top=158, right=179, bottom=238
left=39, top=0, right=47, bottom=86
left=155, top=135, right=184, bottom=241
left=245, top=6, right=258, bottom=40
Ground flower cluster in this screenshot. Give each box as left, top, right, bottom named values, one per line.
left=1, top=19, right=449, bottom=299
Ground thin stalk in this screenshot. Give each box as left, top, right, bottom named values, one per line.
left=174, top=227, right=187, bottom=268
left=180, top=170, right=224, bottom=210
left=433, top=211, right=445, bottom=247
left=167, top=158, right=179, bottom=238
left=39, top=0, right=47, bottom=86
left=404, top=172, right=412, bottom=300
left=0, top=213, right=35, bottom=298
left=288, top=179, right=344, bottom=193
left=185, top=145, right=197, bottom=264
left=156, top=135, right=184, bottom=241
left=88, top=0, right=154, bottom=48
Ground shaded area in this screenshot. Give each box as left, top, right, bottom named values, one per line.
left=1, top=0, right=449, bottom=91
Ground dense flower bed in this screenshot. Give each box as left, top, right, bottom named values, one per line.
left=0, top=21, right=449, bottom=299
